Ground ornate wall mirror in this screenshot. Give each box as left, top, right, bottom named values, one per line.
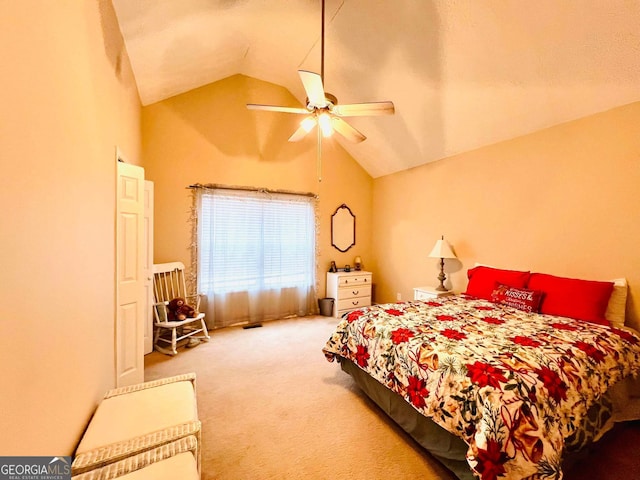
left=331, top=204, right=356, bottom=252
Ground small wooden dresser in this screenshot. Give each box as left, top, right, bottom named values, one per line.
left=327, top=271, right=372, bottom=318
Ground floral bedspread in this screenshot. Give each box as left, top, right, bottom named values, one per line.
left=323, top=295, right=640, bottom=480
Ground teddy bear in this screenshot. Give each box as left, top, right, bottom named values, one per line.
left=166, top=297, right=196, bottom=321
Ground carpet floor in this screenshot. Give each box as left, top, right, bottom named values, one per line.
left=144, top=315, right=640, bottom=480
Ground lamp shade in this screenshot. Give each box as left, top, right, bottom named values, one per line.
left=428, top=237, right=457, bottom=259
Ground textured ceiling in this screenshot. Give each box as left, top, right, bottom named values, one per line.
left=112, top=0, right=640, bottom=178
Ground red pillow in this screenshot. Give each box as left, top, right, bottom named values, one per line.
left=490, top=284, right=543, bottom=313
left=464, top=266, right=530, bottom=301
left=527, top=273, right=614, bottom=325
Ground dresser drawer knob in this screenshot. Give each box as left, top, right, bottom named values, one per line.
left=352, top=300, right=359, bottom=306
left=352, top=290, right=359, bottom=295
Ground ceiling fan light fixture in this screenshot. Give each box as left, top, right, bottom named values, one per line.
left=318, top=112, right=333, bottom=137
left=300, top=116, right=317, bottom=133
left=245, top=0, right=394, bottom=148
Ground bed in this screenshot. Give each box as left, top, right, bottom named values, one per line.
left=322, top=267, right=640, bottom=480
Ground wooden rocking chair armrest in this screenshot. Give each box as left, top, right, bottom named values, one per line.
left=154, top=301, right=204, bottom=324
left=184, top=294, right=205, bottom=312
left=153, top=301, right=170, bottom=323
left=196, top=293, right=206, bottom=311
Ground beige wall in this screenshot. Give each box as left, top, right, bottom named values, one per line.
left=372, top=101, right=640, bottom=330
left=0, top=1, right=141, bottom=454
left=142, top=74, right=372, bottom=300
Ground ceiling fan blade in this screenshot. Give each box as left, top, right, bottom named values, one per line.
left=332, top=101, right=395, bottom=117
left=298, top=70, right=326, bottom=107
left=247, top=104, right=309, bottom=114
left=332, top=117, right=366, bottom=143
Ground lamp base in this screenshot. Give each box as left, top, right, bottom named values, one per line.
left=436, top=258, right=447, bottom=291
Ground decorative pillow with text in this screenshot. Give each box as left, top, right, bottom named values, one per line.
left=491, top=284, right=543, bottom=313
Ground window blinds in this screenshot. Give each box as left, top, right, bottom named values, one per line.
left=197, top=188, right=316, bottom=295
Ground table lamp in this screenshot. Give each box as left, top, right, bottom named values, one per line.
left=428, top=236, right=457, bottom=291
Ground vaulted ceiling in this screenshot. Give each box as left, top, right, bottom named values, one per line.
left=112, top=0, right=640, bottom=178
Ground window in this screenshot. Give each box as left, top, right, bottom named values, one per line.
left=196, top=187, right=316, bottom=327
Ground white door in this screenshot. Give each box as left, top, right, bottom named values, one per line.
left=116, top=160, right=145, bottom=387
left=143, top=180, right=154, bottom=355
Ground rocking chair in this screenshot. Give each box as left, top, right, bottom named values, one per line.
left=152, top=262, right=210, bottom=356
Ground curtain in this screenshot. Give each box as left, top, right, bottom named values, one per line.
left=196, top=187, right=317, bottom=329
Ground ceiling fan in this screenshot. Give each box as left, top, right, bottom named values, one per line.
left=246, top=0, right=395, bottom=144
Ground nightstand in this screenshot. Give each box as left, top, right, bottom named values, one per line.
left=413, top=286, right=453, bottom=301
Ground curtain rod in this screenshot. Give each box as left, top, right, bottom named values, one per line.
left=187, top=183, right=318, bottom=199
